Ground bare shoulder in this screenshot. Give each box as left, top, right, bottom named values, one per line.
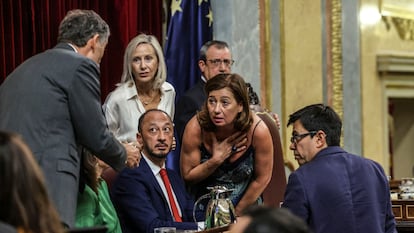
left=251, top=114, right=271, bottom=134
left=182, top=115, right=202, bottom=146
left=250, top=114, right=272, bottom=145
left=185, top=115, right=201, bottom=133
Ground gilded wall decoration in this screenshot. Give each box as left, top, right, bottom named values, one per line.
left=392, top=17, right=414, bottom=41
left=381, top=0, right=414, bottom=41
left=381, top=0, right=414, bottom=20
left=327, top=0, right=344, bottom=146
left=330, top=0, right=344, bottom=121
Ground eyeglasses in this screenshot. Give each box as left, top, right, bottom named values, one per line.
left=290, top=131, right=317, bottom=144
left=206, top=59, right=234, bottom=68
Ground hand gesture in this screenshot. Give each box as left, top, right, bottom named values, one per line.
left=123, top=141, right=141, bottom=168
left=210, top=131, right=248, bottom=164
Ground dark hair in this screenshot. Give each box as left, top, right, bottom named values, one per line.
left=246, top=82, right=260, bottom=105
left=79, top=148, right=99, bottom=194
left=137, top=109, right=172, bottom=133
left=0, top=131, right=65, bottom=233
left=199, top=40, right=230, bottom=61
left=57, top=9, right=110, bottom=46
left=287, top=104, right=342, bottom=146
left=242, top=206, right=313, bottom=233
left=198, top=73, right=253, bottom=132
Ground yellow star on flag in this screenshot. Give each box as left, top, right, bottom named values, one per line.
left=171, top=0, right=183, bottom=17
left=206, top=7, right=213, bottom=27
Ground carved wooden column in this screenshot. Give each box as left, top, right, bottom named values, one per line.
left=325, top=0, right=344, bottom=144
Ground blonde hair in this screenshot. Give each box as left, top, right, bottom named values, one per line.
left=120, top=34, right=166, bottom=90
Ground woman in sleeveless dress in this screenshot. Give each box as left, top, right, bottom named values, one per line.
left=180, top=73, right=273, bottom=217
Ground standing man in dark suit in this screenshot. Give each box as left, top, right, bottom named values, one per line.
left=0, top=9, right=140, bottom=227
left=111, top=109, right=199, bottom=233
left=282, top=104, right=396, bottom=233
left=175, top=40, right=233, bottom=143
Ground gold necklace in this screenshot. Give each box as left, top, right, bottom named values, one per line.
left=138, top=92, right=159, bottom=105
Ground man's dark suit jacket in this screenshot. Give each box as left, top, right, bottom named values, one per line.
left=111, top=158, right=197, bottom=233
left=282, top=146, right=396, bottom=233
left=0, top=43, right=126, bottom=226
left=0, top=221, right=17, bottom=233
left=174, top=79, right=206, bottom=143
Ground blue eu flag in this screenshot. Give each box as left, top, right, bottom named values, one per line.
left=164, top=0, right=213, bottom=100
left=164, top=0, right=213, bottom=173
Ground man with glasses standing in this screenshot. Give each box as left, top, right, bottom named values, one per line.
left=282, top=104, right=396, bottom=233
left=175, top=40, right=233, bottom=143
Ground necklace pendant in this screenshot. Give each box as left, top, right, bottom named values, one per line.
left=138, top=91, right=158, bottom=106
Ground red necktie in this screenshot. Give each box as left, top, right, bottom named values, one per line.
left=159, top=168, right=182, bottom=222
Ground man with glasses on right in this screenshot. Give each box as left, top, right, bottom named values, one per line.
left=282, top=103, right=396, bottom=233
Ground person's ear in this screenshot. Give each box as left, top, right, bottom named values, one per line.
left=199, top=60, right=206, bottom=71
left=76, top=34, right=97, bottom=57
left=315, top=130, right=327, bottom=147
left=136, top=132, right=143, bottom=145
left=90, top=34, right=100, bottom=51
left=238, top=102, right=243, bottom=113
left=80, top=34, right=100, bottom=62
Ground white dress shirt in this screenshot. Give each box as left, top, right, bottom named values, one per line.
left=103, top=81, right=175, bottom=142
left=142, top=153, right=182, bottom=218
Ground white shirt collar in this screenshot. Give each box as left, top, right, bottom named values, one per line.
left=142, top=152, right=164, bottom=175
left=67, top=43, right=78, bottom=53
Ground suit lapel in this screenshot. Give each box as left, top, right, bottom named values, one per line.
left=140, top=159, right=166, bottom=199
left=141, top=159, right=186, bottom=219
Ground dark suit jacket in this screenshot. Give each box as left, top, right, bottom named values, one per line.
left=0, top=43, right=126, bottom=226
left=0, top=222, right=17, bottom=233
left=111, top=158, right=198, bottom=233
left=282, top=146, right=396, bottom=233
left=174, top=79, right=206, bottom=143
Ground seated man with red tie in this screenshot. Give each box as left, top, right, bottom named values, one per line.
left=111, top=109, right=199, bottom=233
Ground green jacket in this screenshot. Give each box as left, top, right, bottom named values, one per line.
left=76, top=179, right=122, bottom=233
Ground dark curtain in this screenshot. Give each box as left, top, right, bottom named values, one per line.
left=0, top=0, right=163, bottom=100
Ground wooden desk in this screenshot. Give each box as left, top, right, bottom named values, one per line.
left=392, top=200, right=414, bottom=221
left=396, top=221, right=414, bottom=232
left=392, top=200, right=414, bottom=232
left=192, top=208, right=412, bottom=232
